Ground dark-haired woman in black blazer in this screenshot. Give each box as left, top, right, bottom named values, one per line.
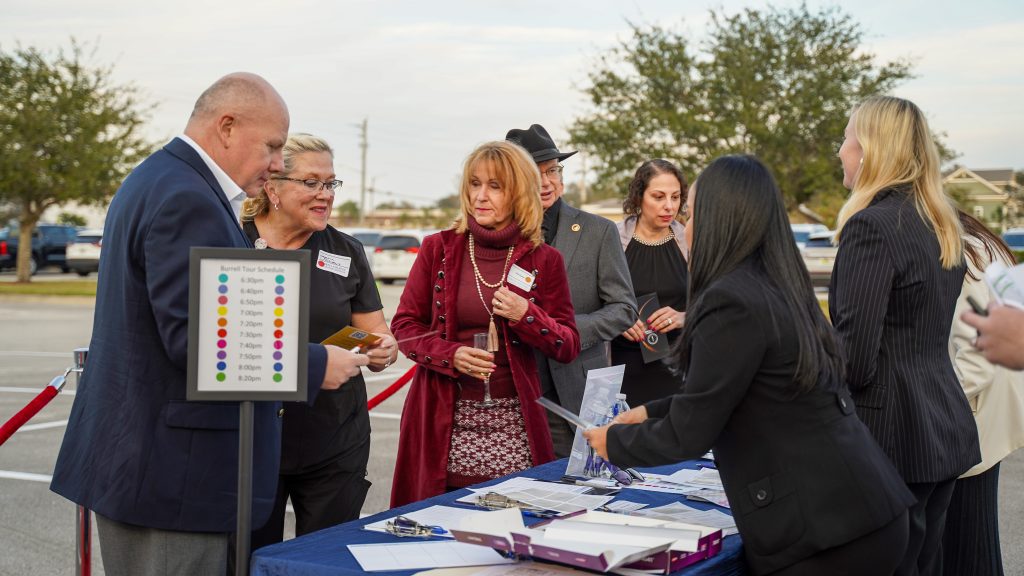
left=830, top=96, right=980, bottom=576
left=585, top=155, right=914, bottom=576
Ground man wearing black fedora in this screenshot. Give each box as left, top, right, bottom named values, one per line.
left=506, top=124, right=636, bottom=457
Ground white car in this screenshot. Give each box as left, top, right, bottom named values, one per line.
left=66, top=228, right=103, bottom=276
left=801, top=230, right=836, bottom=288
left=791, top=223, right=829, bottom=252
left=372, top=230, right=429, bottom=284
left=339, top=227, right=382, bottom=270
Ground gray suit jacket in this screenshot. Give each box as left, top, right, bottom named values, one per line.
left=536, top=201, right=636, bottom=414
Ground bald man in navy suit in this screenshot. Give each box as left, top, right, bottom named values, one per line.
left=51, top=73, right=368, bottom=575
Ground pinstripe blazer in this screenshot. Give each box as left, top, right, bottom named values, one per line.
left=829, top=188, right=980, bottom=483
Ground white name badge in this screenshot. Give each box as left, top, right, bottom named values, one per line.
left=316, top=250, right=352, bottom=278
left=507, top=263, right=536, bottom=292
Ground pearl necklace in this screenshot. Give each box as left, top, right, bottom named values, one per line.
left=632, top=228, right=675, bottom=247
left=468, top=233, right=514, bottom=352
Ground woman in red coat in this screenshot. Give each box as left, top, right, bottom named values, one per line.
left=390, top=141, right=581, bottom=507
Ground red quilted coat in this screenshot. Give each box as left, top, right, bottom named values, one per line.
left=389, top=227, right=580, bottom=507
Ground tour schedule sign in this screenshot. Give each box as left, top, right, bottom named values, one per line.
left=187, top=248, right=309, bottom=401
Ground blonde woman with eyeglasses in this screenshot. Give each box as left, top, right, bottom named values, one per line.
left=829, top=96, right=980, bottom=575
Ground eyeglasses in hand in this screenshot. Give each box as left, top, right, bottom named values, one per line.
left=272, top=177, right=343, bottom=192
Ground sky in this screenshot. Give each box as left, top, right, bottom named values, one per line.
left=3, top=0, right=1023, bottom=212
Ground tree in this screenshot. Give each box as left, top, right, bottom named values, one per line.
left=0, top=41, right=152, bottom=281
left=568, top=5, right=917, bottom=225
left=57, top=212, right=87, bottom=227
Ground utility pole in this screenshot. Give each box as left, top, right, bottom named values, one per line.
left=359, top=118, right=368, bottom=225
left=579, top=152, right=588, bottom=205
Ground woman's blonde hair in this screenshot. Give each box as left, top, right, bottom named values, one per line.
left=241, top=133, right=334, bottom=221
left=834, top=96, right=962, bottom=268
left=453, top=141, right=544, bottom=246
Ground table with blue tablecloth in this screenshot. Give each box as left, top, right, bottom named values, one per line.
left=251, top=458, right=747, bottom=575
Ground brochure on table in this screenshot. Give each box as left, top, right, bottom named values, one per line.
left=565, top=365, right=625, bottom=477
left=449, top=508, right=723, bottom=574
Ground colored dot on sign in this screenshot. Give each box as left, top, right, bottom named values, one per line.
left=275, top=286, right=284, bottom=295
left=217, top=351, right=227, bottom=360
left=218, top=285, right=228, bottom=294
left=217, top=339, right=227, bottom=349
left=317, top=260, right=325, bottom=268
left=272, top=373, right=283, bottom=383
left=273, top=362, right=283, bottom=372
left=275, top=275, right=285, bottom=284
left=217, top=306, right=227, bottom=316
left=219, top=273, right=228, bottom=282
left=274, top=308, right=284, bottom=317
left=217, top=329, right=227, bottom=338
left=216, top=361, right=226, bottom=370
left=216, top=373, right=226, bottom=382
left=275, top=296, right=284, bottom=305
left=274, top=319, right=283, bottom=327
left=218, top=296, right=228, bottom=305
left=273, top=351, right=282, bottom=360
left=217, top=318, right=227, bottom=327
left=274, top=340, right=283, bottom=350
left=274, top=329, right=283, bottom=339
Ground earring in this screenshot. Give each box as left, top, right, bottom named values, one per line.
left=274, top=203, right=279, bottom=210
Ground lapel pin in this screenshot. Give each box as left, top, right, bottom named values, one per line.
left=571, top=223, right=581, bottom=232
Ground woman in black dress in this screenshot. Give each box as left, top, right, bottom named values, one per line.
left=612, top=159, right=688, bottom=406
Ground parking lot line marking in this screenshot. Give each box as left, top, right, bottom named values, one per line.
left=0, top=386, right=76, bottom=395
left=0, top=470, right=52, bottom=483
left=369, top=412, right=401, bottom=421
left=0, top=351, right=71, bottom=358
left=18, top=419, right=68, bottom=432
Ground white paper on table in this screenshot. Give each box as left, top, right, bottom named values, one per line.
left=687, top=489, right=731, bottom=509
left=543, top=519, right=701, bottom=552
left=601, top=500, right=648, bottom=513
left=349, top=541, right=516, bottom=571
left=663, top=467, right=723, bottom=490
left=503, top=488, right=614, bottom=514
left=566, top=364, right=626, bottom=477
left=561, top=511, right=718, bottom=546
left=619, top=473, right=703, bottom=495
left=633, top=502, right=737, bottom=536
left=363, top=505, right=480, bottom=537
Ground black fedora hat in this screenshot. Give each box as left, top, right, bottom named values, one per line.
left=505, top=124, right=577, bottom=164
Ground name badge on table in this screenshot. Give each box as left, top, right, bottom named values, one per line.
left=506, top=264, right=536, bottom=292
left=316, top=250, right=351, bottom=278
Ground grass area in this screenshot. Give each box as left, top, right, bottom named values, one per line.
left=0, top=281, right=97, bottom=297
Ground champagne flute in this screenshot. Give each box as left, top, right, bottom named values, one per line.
left=473, top=332, right=496, bottom=408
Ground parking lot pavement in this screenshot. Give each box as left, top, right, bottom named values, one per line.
left=2, top=284, right=1023, bottom=574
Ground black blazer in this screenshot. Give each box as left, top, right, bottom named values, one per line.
left=829, top=188, right=980, bottom=483
left=608, top=260, right=914, bottom=575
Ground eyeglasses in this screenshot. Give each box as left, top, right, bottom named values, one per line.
left=541, top=165, right=563, bottom=181
left=271, top=177, right=343, bottom=192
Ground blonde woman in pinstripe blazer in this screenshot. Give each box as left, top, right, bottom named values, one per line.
left=829, top=96, right=981, bottom=576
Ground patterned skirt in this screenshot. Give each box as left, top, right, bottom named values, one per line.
left=446, top=397, right=532, bottom=488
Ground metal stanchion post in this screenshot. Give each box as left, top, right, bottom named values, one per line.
left=72, top=348, right=91, bottom=576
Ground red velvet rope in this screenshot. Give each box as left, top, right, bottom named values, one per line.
left=0, top=366, right=412, bottom=447
left=367, top=366, right=416, bottom=411
left=0, top=385, right=58, bottom=447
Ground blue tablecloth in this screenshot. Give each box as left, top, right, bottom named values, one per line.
left=251, top=458, right=747, bottom=575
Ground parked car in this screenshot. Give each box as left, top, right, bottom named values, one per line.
left=339, top=227, right=382, bottom=270
left=66, top=228, right=103, bottom=276
left=372, top=230, right=428, bottom=284
left=1004, top=228, right=1024, bottom=256
left=0, top=223, right=78, bottom=275
left=802, top=230, right=837, bottom=288
left=791, top=223, right=829, bottom=252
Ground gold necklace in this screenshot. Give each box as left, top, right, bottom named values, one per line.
left=468, top=233, right=514, bottom=351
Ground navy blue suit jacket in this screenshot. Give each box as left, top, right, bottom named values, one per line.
left=51, top=138, right=327, bottom=532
